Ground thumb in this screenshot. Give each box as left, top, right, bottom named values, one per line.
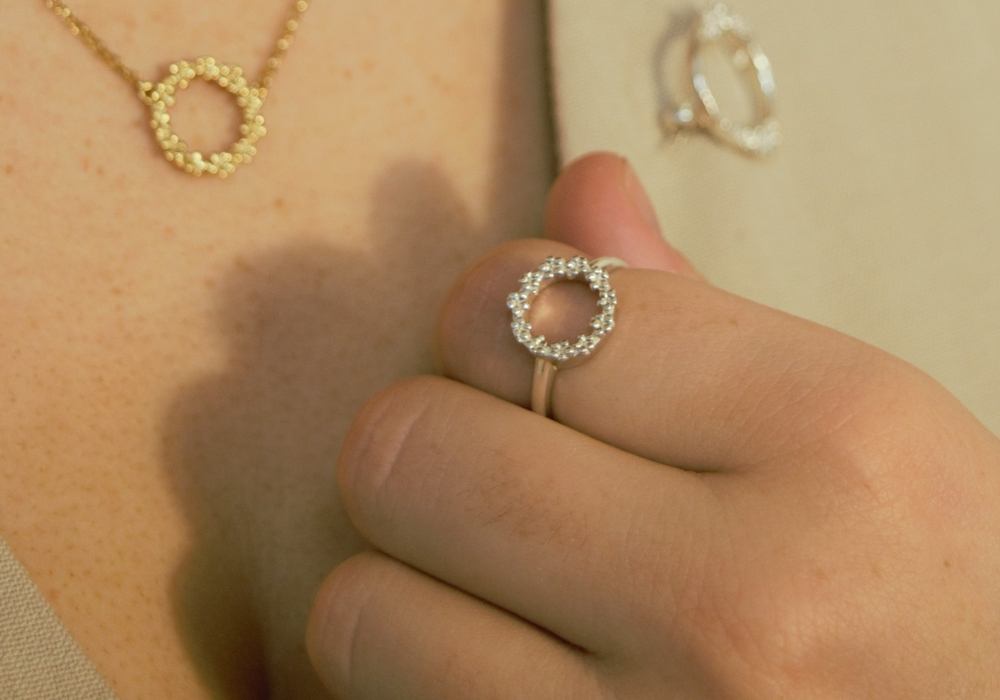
left=543, top=152, right=703, bottom=280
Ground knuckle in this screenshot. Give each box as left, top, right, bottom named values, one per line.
left=754, top=347, right=932, bottom=477
left=812, top=358, right=941, bottom=478
left=672, top=553, right=851, bottom=697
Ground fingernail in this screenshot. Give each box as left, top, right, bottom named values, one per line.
left=621, top=158, right=662, bottom=234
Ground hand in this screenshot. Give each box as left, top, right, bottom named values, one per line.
left=305, top=153, right=1000, bottom=699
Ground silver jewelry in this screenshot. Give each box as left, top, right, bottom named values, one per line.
left=662, top=3, right=781, bottom=157
left=507, top=256, right=627, bottom=418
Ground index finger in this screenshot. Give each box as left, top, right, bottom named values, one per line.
left=435, top=238, right=902, bottom=473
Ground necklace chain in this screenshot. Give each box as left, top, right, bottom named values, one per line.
left=42, top=0, right=309, bottom=92
left=41, top=0, right=310, bottom=177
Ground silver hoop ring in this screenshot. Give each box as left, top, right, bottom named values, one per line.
left=507, top=256, right=628, bottom=418
left=663, top=3, right=781, bottom=157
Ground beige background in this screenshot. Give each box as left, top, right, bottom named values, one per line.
left=551, top=0, right=1000, bottom=436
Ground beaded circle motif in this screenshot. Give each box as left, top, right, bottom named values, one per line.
left=139, top=58, right=266, bottom=178
left=507, top=256, right=618, bottom=365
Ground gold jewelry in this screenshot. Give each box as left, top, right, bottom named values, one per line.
left=507, top=256, right=628, bottom=419
left=42, top=0, right=310, bottom=177
left=662, top=3, right=781, bottom=157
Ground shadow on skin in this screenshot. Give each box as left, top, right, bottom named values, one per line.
left=160, top=2, right=555, bottom=698
left=162, top=165, right=476, bottom=699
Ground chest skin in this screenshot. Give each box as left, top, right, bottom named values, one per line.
left=0, top=1, right=553, bottom=697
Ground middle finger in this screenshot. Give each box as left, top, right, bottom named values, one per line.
left=338, top=375, right=717, bottom=654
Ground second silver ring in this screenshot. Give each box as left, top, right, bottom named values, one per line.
left=663, top=3, right=781, bottom=157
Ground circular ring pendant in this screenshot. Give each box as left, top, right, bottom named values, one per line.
left=507, top=256, right=622, bottom=368
left=139, top=58, right=266, bottom=178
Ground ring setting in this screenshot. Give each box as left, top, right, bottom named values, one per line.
left=508, top=256, right=627, bottom=417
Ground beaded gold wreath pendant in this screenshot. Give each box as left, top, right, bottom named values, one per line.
left=140, top=59, right=266, bottom=178
left=42, top=0, right=309, bottom=178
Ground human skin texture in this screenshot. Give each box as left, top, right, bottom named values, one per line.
left=0, top=1, right=552, bottom=698
left=307, top=154, right=1000, bottom=699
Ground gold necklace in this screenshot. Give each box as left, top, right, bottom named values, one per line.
left=42, top=0, right=310, bottom=178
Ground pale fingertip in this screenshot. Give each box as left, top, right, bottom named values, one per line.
left=336, top=376, right=451, bottom=539
left=309, top=550, right=607, bottom=700
left=305, top=559, right=366, bottom=697
left=545, top=151, right=705, bottom=281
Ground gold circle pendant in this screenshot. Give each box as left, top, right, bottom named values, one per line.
left=139, top=58, right=266, bottom=178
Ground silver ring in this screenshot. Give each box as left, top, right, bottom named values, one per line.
left=507, top=256, right=628, bottom=418
left=663, top=3, right=781, bottom=157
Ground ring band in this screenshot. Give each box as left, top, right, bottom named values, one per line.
left=532, top=357, right=558, bottom=419
left=507, top=256, right=628, bottom=418
left=663, top=3, right=781, bottom=157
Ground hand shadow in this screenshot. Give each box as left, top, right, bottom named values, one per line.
left=160, top=3, right=554, bottom=698
left=162, top=163, right=483, bottom=699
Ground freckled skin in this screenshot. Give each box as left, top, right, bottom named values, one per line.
left=0, top=2, right=553, bottom=698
